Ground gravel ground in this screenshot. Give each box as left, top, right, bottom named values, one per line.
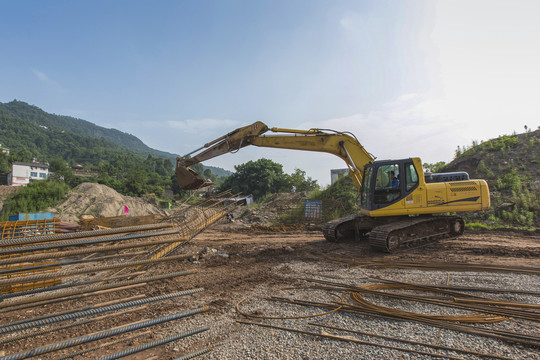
left=2, top=230, right=538, bottom=360
left=163, top=260, right=540, bottom=360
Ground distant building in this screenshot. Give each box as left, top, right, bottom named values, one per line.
left=330, top=168, right=349, bottom=184
left=7, top=161, right=49, bottom=186
left=0, top=144, right=9, bottom=155
left=72, top=164, right=100, bottom=178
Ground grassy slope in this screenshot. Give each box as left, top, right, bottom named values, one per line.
left=443, top=129, right=540, bottom=227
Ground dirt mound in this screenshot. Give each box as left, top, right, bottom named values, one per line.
left=49, top=182, right=169, bottom=223
left=215, top=192, right=310, bottom=230
left=264, top=191, right=309, bottom=210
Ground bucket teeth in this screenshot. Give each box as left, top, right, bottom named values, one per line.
left=175, top=166, right=213, bottom=190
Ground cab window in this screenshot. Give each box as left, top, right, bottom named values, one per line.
left=374, top=164, right=401, bottom=204
left=405, top=163, right=419, bottom=191
left=361, top=166, right=372, bottom=207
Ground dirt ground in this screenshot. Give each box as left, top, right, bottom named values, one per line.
left=1, top=185, right=539, bottom=359
left=1, top=224, right=538, bottom=359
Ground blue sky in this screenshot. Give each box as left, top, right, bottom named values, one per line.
left=1, top=1, right=539, bottom=185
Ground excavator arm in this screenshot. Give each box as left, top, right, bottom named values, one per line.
left=175, top=121, right=490, bottom=253
left=176, top=121, right=374, bottom=190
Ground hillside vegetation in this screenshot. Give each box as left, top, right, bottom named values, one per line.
left=0, top=100, right=232, bottom=197
left=0, top=100, right=175, bottom=159
left=444, top=129, right=540, bottom=227
left=1, top=100, right=538, bottom=228
left=0, top=100, right=230, bottom=180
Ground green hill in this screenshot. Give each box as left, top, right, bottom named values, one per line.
left=0, top=100, right=230, bottom=177
left=0, top=100, right=175, bottom=158
left=443, top=129, right=540, bottom=227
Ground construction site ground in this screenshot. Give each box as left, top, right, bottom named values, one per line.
left=2, top=225, right=539, bottom=359
left=0, top=185, right=539, bottom=359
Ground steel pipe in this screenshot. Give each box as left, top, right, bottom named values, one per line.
left=0, top=238, right=188, bottom=267
left=237, top=320, right=462, bottom=360
left=0, top=295, right=145, bottom=329
left=54, top=331, right=151, bottom=360
left=0, top=272, right=145, bottom=301
left=0, top=307, right=141, bottom=345
left=0, top=270, right=196, bottom=311
left=309, top=322, right=509, bottom=360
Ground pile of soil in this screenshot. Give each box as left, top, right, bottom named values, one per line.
left=232, top=192, right=309, bottom=226
left=48, top=183, right=169, bottom=223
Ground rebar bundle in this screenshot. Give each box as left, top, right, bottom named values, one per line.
left=0, top=288, right=204, bottom=335
left=95, top=327, right=209, bottom=360
left=1, top=307, right=209, bottom=360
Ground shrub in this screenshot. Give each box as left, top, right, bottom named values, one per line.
left=1, top=180, right=70, bottom=220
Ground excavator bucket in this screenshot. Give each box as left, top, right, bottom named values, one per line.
left=175, top=165, right=214, bottom=190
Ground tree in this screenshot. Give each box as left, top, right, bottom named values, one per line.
left=203, top=168, right=218, bottom=183
left=0, top=180, right=69, bottom=220
left=423, top=161, right=446, bottom=173
left=12, top=148, right=32, bottom=163
left=219, top=158, right=288, bottom=198
left=312, top=175, right=359, bottom=218
left=48, top=157, right=69, bottom=173
left=0, top=152, right=10, bottom=174
left=285, top=168, right=319, bottom=192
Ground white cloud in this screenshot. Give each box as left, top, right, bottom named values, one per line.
left=297, top=94, right=463, bottom=165
left=31, top=68, right=64, bottom=89
left=32, top=69, right=49, bottom=81
left=167, top=118, right=241, bottom=133
left=197, top=95, right=462, bottom=187
left=339, top=16, right=354, bottom=29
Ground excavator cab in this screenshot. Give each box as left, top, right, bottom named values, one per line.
left=174, top=121, right=490, bottom=252
left=360, top=158, right=421, bottom=212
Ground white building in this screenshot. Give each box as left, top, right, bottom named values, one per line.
left=7, top=161, right=49, bottom=186
left=0, top=144, right=9, bottom=154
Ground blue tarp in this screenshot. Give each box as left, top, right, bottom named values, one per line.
left=8, top=212, right=54, bottom=221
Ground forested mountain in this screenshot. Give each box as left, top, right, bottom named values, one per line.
left=0, top=100, right=231, bottom=196
left=0, top=100, right=176, bottom=159
left=0, top=100, right=230, bottom=177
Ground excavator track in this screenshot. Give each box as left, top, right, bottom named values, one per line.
left=368, top=216, right=464, bottom=253
left=323, top=214, right=387, bottom=242
left=323, top=214, right=362, bottom=242
left=323, top=214, right=465, bottom=253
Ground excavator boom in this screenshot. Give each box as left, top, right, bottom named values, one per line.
left=176, top=121, right=374, bottom=190
left=175, top=121, right=490, bottom=253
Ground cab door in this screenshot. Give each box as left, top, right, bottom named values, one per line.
left=372, top=163, right=402, bottom=209
left=403, top=161, right=422, bottom=209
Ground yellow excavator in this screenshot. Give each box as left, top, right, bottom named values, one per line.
left=176, top=121, right=490, bottom=252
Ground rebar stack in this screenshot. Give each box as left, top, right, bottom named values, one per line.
left=0, top=192, right=235, bottom=359
left=0, top=219, right=63, bottom=295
